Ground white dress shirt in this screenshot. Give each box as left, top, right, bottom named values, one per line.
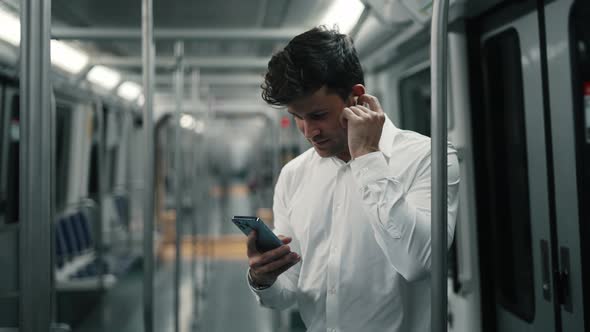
left=249, top=117, right=460, bottom=332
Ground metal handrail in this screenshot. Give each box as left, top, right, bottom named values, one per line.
left=142, top=0, right=155, bottom=331
left=430, top=1, right=450, bottom=332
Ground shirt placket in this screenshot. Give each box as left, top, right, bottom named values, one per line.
left=325, top=164, right=347, bottom=332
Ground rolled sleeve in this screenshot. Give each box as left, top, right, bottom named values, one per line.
left=350, top=151, right=397, bottom=187
left=348, top=148, right=460, bottom=281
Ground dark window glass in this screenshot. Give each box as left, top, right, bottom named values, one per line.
left=398, top=68, right=431, bottom=137
left=570, top=1, right=590, bottom=328
left=87, top=144, right=99, bottom=197
left=480, top=28, right=534, bottom=321
left=55, top=105, right=72, bottom=212
left=4, top=94, right=20, bottom=224
left=87, top=111, right=100, bottom=197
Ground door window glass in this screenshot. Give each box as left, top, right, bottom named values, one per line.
left=480, top=28, right=535, bottom=322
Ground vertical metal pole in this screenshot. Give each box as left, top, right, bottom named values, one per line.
left=193, top=133, right=204, bottom=319
left=271, top=113, right=280, bottom=209
left=267, top=113, right=282, bottom=331
left=95, top=100, right=106, bottom=289
left=204, top=96, right=214, bottom=289
left=142, top=0, right=155, bottom=331
left=430, top=0, right=449, bottom=332
left=190, top=69, right=200, bottom=329
left=173, top=41, right=184, bottom=332
left=20, top=0, right=53, bottom=331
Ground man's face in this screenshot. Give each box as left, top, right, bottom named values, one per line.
left=287, top=86, right=353, bottom=161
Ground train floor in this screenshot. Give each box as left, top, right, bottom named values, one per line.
left=73, top=182, right=305, bottom=332
left=74, top=258, right=282, bottom=332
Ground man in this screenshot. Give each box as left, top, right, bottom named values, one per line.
left=245, top=26, right=460, bottom=332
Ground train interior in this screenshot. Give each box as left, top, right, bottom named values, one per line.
left=0, top=0, right=589, bottom=331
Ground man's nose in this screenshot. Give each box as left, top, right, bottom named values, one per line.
left=301, top=120, right=319, bottom=139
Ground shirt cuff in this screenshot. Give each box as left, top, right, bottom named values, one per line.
left=247, top=269, right=271, bottom=290
left=246, top=269, right=283, bottom=298
left=350, top=151, right=396, bottom=187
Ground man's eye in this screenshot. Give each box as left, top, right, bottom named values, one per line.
left=310, top=113, right=326, bottom=120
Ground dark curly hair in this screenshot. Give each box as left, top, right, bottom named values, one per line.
left=261, top=26, right=365, bottom=106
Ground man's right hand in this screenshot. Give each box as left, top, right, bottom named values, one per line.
left=247, top=230, right=301, bottom=288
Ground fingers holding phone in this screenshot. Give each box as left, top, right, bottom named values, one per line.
left=247, top=230, right=301, bottom=287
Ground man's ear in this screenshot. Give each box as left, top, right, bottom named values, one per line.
left=351, top=84, right=366, bottom=97
left=349, top=84, right=366, bottom=105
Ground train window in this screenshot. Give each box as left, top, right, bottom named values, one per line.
left=87, top=110, right=100, bottom=197
left=398, top=67, right=460, bottom=290
left=0, top=84, right=5, bottom=223
left=88, top=142, right=99, bottom=197
left=398, top=67, right=431, bottom=136
left=480, top=28, right=535, bottom=321
left=55, top=104, right=72, bottom=212
left=0, top=92, right=20, bottom=224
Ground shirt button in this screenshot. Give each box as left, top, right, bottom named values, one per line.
left=329, top=287, right=336, bottom=294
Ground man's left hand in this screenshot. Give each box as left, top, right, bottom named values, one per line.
left=340, top=94, right=385, bottom=159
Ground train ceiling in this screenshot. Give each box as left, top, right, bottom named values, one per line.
left=1, top=0, right=479, bottom=110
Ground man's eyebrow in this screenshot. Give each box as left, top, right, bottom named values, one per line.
left=288, top=108, right=328, bottom=117
left=304, top=108, right=329, bottom=114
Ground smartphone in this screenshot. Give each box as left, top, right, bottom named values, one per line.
left=232, top=216, right=283, bottom=252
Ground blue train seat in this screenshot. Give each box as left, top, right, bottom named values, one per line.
left=58, top=217, right=76, bottom=257
left=68, top=214, right=84, bottom=253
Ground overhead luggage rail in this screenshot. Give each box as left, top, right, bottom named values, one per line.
left=51, top=27, right=300, bottom=41
left=90, top=56, right=269, bottom=69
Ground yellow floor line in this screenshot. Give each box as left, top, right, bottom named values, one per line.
left=159, top=235, right=248, bottom=261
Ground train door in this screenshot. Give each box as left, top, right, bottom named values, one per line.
left=545, top=0, right=589, bottom=331
left=472, top=2, right=558, bottom=332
